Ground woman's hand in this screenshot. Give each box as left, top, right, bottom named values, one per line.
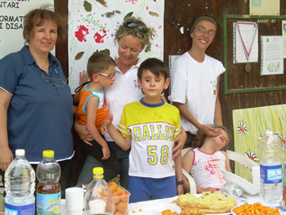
left=0, top=146, right=14, bottom=171
left=200, top=124, right=221, bottom=137
left=79, top=70, right=89, bottom=85
left=74, top=121, right=94, bottom=146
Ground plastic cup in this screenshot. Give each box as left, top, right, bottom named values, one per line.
left=65, top=187, right=84, bottom=214
left=61, top=199, right=67, bottom=215
left=0, top=196, right=4, bottom=215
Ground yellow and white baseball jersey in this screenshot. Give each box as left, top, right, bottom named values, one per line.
left=118, top=99, right=181, bottom=178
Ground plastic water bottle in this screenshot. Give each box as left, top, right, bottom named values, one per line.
left=4, top=149, right=35, bottom=214
left=85, top=167, right=113, bottom=215
left=259, top=129, right=283, bottom=203
left=36, top=150, right=61, bottom=214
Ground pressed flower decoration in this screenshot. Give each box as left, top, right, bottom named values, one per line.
left=237, top=121, right=249, bottom=135
left=278, top=134, right=286, bottom=145
left=244, top=150, right=259, bottom=163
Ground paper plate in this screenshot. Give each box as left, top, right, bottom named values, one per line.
left=128, top=202, right=181, bottom=214
left=222, top=170, right=259, bottom=195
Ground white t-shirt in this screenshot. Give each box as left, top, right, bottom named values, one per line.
left=103, top=58, right=144, bottom=141
left=168, top=52, right=225, bottom=134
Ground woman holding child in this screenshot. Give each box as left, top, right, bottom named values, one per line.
left=75, top=16, right=186, bottom=190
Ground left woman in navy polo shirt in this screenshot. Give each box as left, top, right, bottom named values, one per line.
left=0, top=5, right=74, bottom=198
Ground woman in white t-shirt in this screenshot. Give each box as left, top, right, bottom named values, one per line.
left=168, top=16, right=225, bottom=148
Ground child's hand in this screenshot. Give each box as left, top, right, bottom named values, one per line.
left=177, top=184, right=184, bottom=195
left=101, top=114, right=113, bottom=135
left=204, top=187, right=219, bottom=192
left=101, top=145, right=110, bottom=160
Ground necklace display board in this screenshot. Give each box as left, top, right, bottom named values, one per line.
left=223, top=15, right=286, bottom=94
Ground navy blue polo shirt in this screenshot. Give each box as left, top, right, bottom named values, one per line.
left=0, top=46, right=74, bottom=163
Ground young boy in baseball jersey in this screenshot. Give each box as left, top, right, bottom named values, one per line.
left=102, top=58, right=183, bottom=203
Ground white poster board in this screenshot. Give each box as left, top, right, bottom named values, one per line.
left=261, top=36, right=283, bottom=75
left=233, top=21, right=258, bottom=63
left=68, top=0, right=165, bottom=93
left=249, top=0, right=280, bottom=15
left=0, top=0, right=54, bottom=59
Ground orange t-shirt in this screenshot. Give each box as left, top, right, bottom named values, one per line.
left=76, top=86, right=109, bottom=130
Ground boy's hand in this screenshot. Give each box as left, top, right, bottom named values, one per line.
left=101, top=145, right=110, bottom=160
left=177, top=184, right=184, bottom=195
left=101, top=114, right=113, bottom=135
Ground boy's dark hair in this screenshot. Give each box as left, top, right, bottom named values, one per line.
left=192, top=125, right=230, bottom=148
left=23, top=4, right=67, bottom=43
left=137, top=58, right=169, bottom=80
left=87, top=53, right=116, bottom=79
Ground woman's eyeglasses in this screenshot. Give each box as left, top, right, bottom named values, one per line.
left=41, top=72, right=67, bottom=88
left=98, top=72, right=115, bottom=79
left=195, top=26, right=216, bottom=37
left=125, top=22, right=148, bottom=33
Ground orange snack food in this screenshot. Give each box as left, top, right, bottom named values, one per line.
left=232, top=202, right=280, bottom=215
left=108, top=182, right=130, bottom=215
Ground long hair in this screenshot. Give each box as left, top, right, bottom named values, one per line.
left=192, top=125, right=229, bottom=148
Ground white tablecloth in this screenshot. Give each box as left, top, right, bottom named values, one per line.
left=128, top=193, right=286, bottom=215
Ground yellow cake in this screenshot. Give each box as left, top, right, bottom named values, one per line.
left=175, top=191, right=237, bottom=214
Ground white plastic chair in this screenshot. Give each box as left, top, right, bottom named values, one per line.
left=226, top=150, right=259, bottom=170
left=181, top=147, right=197, bottom=194
left=181, top=149, right=258, bottom=194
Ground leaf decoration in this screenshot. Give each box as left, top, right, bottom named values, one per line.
left=93, top=49, right=110, bottom=56
left=84, top=1, right=92, bottom=12
left=75, top=51, right=84, bottom=60
left=124, top=12, right=133, bottom=21
left=100, top=49, right=110, bottom=56
left=96, top=0, right=108, bottom=7
left=149, top=11, right=159, bottom=17
left=144, top=44, right=150, bottom=53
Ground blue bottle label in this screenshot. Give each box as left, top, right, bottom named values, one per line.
left=36, top=192, right=61, bottom=215
left=5, top=202, right=35, bottom=215
left=260, top=164, right=282, bottom=184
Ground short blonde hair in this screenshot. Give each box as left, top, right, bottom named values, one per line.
left=114, top=16, right=156, bottom=51
left=23, top=4, right=67, bottom=43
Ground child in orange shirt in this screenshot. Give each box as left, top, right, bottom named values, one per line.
left=74, top=53, right=121, bottom=181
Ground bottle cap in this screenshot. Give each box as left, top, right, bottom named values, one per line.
left=43, top=150, right=55, bottom=158
left=15, top=149, right=25, bottom=156
left=93, top=167, right=104, bottom=179
left=265, top=129, right=273, bottom=136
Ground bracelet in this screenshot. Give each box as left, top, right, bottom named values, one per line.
left=176, top=180, right=184, bottom=186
